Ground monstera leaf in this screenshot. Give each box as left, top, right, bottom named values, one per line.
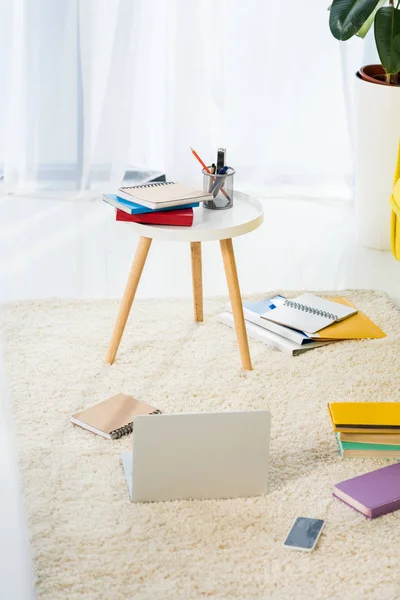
left=375, top=6, right=400, bottom=74
left=330, top=0, right=382, bottom=40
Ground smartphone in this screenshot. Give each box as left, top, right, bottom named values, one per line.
left=283, top=517, right=325, bottom=552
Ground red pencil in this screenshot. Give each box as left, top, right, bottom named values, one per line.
left=190, top=147, right=211, bottom=173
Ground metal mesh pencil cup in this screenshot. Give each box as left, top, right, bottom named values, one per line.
left=202, top=167, right=235, bottom=210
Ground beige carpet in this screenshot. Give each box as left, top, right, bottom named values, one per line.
left=2, top=290, right=400, bottom=600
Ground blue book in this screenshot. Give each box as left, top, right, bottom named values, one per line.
left=103, top=194, right=199, bottom=215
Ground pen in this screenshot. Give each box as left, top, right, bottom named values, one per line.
left=212, top=166, right=229, bottom=197
left=208, top=163, right=216, bottom=193
left=189, top=147, right=230, bottom=200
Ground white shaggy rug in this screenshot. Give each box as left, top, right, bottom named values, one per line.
left=2, top=290, right=400, bottom=600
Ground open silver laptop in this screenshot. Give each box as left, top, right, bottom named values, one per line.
left=120, top=410, right=271, bottom=502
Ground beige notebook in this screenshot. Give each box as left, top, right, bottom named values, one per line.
left=118, top=181, right=212, bottom=209
left=71, top=394, right=161, bottom=440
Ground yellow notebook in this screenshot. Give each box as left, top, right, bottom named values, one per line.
left=329, top=402, right=400, bottom=433
left=310, top=298, right=385, bottom=340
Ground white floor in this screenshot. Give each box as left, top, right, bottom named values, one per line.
left=1, top=193, right=400, bottom=307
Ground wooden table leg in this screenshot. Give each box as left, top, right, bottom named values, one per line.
left=220, top=238, right=252, bottom=370
left=190, top=242, right=203, bottom=322
left=105, top=236, right=152, bottom=364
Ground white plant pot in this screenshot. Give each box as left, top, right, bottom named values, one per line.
left=355, top=73, right=400, bottom=250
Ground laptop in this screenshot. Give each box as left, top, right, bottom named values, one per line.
left=120, top=410, right=271, bottom=502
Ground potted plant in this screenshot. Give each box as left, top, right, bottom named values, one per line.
left=329, top=0, right=400, bottom=250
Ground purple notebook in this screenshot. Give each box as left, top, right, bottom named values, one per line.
left=334, top=462, right=400, bottom=518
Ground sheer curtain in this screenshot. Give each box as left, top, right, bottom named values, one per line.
left=1, top=0, right=140, bottom=195
left=0, top=0, right=364, bottom=200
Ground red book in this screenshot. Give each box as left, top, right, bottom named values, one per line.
left=115, top=207, right=194, bottom=226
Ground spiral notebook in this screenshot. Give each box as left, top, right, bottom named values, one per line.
left=71, top=394, right=161, bottom=440
left=118, top=181, right=212, bottom=210
left=261, top=293, right=357, bottom=334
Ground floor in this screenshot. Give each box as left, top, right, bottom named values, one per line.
left=1, top=194, right=400, bottom=599
left=1, top=193, right=400, bottom=306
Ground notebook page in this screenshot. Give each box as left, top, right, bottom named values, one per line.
left=261, top=305, right=334, bottom=334
left=261, top=294, right=357, bottom=334
left=293, top=294, right=357, bottom=321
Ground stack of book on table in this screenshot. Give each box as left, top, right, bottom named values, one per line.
left=218, top=293, right=386, bottom=356
left=329, top=402, right=400, bottom=458
left=103, top=181, right=213, bottom=227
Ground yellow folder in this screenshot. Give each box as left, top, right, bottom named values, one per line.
left=329, top=402, right=400, bottom=433
left=310, top=298, right=386, bottom=340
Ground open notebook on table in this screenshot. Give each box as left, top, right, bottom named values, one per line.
left=117, top=182, right=212, bottom=210
left=261, top=293, right=357, bottom=334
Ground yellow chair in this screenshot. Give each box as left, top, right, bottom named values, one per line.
left=390, top=144, right=400, bottom=260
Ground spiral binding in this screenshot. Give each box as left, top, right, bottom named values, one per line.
left=283, top=299, right=338, bottom=321
left=122, top=182, right=175, bottom=190
left=110, top=409, right=162, bottom=440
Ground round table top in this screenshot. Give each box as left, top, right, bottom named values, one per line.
left=126, top=192, right=263, bottom=242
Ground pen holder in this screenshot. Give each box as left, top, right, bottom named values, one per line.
left=202, top=167, right=235, bottom=210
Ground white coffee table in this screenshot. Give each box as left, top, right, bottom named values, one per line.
left=105, top=192, right=263, bottom=370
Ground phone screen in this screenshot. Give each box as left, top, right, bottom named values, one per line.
left=283, top=517, right=325, bottom=551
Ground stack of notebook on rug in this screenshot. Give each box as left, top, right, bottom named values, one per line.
left=218, top=293, right=386, bottom=356
left=103, top=181, right=213, bottom=227
left=329, top=402, right=400, bottom=458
